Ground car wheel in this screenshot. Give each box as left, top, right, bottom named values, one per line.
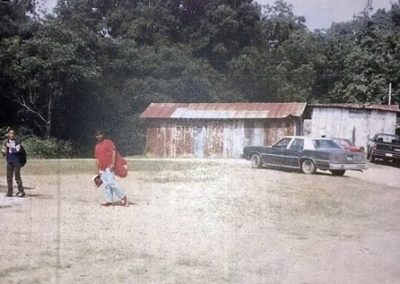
left=331, top=170, right=346, bottom=176
left=250, top=154, right=262, bottom=168
left=301, top=159, right=316, bottom=174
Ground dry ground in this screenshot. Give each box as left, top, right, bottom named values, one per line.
left=0, top=158, right=399, bottom=284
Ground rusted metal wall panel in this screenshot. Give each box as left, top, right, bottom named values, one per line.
left=222, top=120, right=247, bottom=158
left=309, top=108, right=397, bottom=149
left=145, top=118, right=299, bottom=158
left=247, top=121, right=264, bottom=146
left=174, top=122, right=193, bottom=156
left=205, top=121, right=224, bottom=157
left=263, top=120, right=297, bottom=145
left=145, top=126, right=165, bottom=157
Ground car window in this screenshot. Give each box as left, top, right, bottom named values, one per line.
left=343, top=139, right=355, bottom=146
left=289, top=138, right=304, bottom=151
left=313, top=139, right=341, bottom=149
left=333, top=139, right=344, bottom=146
left=334, top=139, right=353, bottom=147
left=376, top=135, right=400, bottom=144
left=273, top=138, right=291, bottom=148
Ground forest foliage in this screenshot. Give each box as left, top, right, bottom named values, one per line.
left=1, top=0, right=399, bottom=155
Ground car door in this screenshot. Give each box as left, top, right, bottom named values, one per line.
left=284, top=138, right=304, bottom=168
left=262, top=137, right=292, bottom=166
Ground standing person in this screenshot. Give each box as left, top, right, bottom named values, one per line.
left=94, top=130, right=128, bottom=207
left=1, top=129, right=25, bottom=197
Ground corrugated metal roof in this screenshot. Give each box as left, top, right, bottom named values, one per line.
left=310, top=103, right=400, bottom=112
left=139, top=103, right=190, bottom=118
left=140, top=103, right=307, bottom=119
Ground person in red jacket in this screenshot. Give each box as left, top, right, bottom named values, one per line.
left=94, top=130, right=128, bottom=207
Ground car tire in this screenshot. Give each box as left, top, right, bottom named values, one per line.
left=331, top=170, right=346, bottom=176
left=250, top=154, right=262, bottom=168
left=301, top=159, right=316, bottom=175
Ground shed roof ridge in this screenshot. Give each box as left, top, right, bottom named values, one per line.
left=140, top=102, right=307, bottom=119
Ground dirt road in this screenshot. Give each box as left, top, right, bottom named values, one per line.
left=0, top=159, right=399, bottom=283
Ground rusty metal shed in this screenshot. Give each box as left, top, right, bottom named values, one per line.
left=140, top=103, right=306, bottom=158
left=304, top=103, right=400, bottom=149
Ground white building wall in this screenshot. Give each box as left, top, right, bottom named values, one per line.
left=309, top=108, right=397, bottom=149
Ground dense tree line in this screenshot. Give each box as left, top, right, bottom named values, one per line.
left=1, top=0, right=399, bottom=155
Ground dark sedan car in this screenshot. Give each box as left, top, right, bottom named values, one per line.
left=243, top=136, right=367, bottom=176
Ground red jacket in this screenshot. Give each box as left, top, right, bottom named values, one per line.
left=94, top=139, right=115, bottom=171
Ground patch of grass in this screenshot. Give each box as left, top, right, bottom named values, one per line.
left=138, top=172, right=217, bottom=183
left=0, top=159, right=95, bottom=176
left=0, top=158, right=227, bottom=176
left=128, top=159, right=206, bottom=172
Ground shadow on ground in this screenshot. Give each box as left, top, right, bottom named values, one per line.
left=0, top=185, right=35, bottom=191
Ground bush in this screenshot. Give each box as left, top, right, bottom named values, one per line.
left=1, top=127, right=73, bottom=158
left=22, top=137, right=73, bottom=159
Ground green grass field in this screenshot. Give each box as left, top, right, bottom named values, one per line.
left=0, top=158, right=218, bottom=176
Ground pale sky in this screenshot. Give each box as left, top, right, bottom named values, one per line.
left=40, top=0, right=394, bottom=30
left=257, top=0, right=394, bottom=30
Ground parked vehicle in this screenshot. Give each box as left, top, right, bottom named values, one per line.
left=332, top=138, right=365, bottom=153
left=367, top=133, right=400, bottom=163
left=243, top=136, right=367, bottom=176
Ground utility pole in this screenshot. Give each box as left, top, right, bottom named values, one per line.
left=388, top=82, right=392, bottom=105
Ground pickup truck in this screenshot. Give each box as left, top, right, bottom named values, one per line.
left=367, top=133, right=400, bottom=163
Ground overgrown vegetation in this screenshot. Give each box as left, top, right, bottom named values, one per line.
left=1, top=0, right=399, bottom=156
left=23, top=137, right=73, bottom=159
left=0, top=127, right=72, bottom=158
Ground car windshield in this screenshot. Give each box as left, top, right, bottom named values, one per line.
left=376, top=134, right=400, bottom=144
left=273, top=138, right=291, bottom=148
left=313, top=139, right=342, bottom=149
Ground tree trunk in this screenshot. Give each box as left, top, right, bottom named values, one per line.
left=45, top=94, right=53, bottom=138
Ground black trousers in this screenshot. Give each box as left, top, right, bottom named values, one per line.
left=7, top=162, right=24, bottom=195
